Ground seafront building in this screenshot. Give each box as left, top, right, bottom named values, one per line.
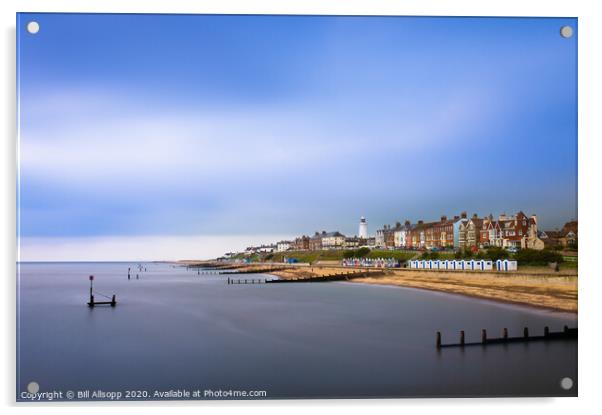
left=376, top=211, right=544, bottom=251
left=239, top=211, right=561, bottom=256
left=320, top=231, right=346, bottom=249
left=244, top=243, right=277, bottom=254
left=292, top=235, right=310, bottom=250
left=309, top=232, right=323, bottom=250
left=540, top=221, right=578, bottom=248
left=277, top=241, right=292, bottom=252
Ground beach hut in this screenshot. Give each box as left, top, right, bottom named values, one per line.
left=455, top=260, right=465, bottom=270
left=433, top=260, right=441, bottom=270
left=475, top=259, right=492, bottom=271
left=466, top=259, right=476, bottom=271
left=496, top=259, right=518, bottom=271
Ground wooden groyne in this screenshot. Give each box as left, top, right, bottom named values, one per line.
left=266, top=270, right=384, bottom=283
left=227, top=277, right=267, bottom=285
left=436, top=325, right=577, bottom=349
left=185, top=263, right=241, bottom=270
left=219, top=267, right=288, bottom=275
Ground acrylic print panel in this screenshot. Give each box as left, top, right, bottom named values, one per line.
left=16, top=13, right=577, bottom=401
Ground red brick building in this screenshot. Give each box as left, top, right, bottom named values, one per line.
left=292, top=235, right=310, bottom=250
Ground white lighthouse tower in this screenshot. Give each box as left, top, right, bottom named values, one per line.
left=358, top=216, right=368, bottom=238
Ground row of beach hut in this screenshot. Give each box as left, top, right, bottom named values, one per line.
left=341, top=258, right=400, bottom=268
left=408, top=259, right=518, bottom=272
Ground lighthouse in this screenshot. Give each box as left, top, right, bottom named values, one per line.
left=358, top=216, right=368, bottom=238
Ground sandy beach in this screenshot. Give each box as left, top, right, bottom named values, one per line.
left=349, top=270, right=577, bottom=313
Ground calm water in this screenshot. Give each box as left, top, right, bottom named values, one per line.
left=17, top=262, right=577, bottom=400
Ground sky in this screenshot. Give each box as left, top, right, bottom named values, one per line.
left=17, top=14, right=578, bottom=261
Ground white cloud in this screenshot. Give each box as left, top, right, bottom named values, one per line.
left=19, top=87, right=496, bottom=188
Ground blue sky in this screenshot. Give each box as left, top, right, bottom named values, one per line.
left=17, top=14, right=577, bottom=260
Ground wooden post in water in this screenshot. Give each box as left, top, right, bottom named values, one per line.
left=88, top=275, right=94, bottom=307
left=481, top=329, right=487, bottom=344
left=436, top=331, right=441, bottom=349
left=111, top=295, right=116, bottom=307
left=460, top=330, right=465, bottom=346
left=564, top=325, right=569, bottom=333
left=544, top=326, right=550, bottom=337
left=503, top=328, right=508, bottom=340
left=524, top=327, right=529, bottom=338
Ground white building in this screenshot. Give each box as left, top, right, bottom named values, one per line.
left=277, top=241, right=292, bottom=252
left=394, top=220, right=413, bottom=248
left=358, top=216, right=368, bottom=238
left=321, top=231, right=346, bottom=249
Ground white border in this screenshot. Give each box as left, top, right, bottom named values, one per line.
left=2, top=1, right=601, bottom=414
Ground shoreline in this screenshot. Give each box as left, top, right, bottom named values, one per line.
left=193, top=261, right=577, bottom=314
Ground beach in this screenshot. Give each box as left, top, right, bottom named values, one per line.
left=192, top=262, right=578, bottom=313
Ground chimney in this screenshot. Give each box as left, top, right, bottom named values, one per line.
left=440, top=215, right=447, bottom=222
left=461, top=212, right=467, bottom=219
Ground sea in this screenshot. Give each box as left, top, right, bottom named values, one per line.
left=16, top=261, right=577, bottom=400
